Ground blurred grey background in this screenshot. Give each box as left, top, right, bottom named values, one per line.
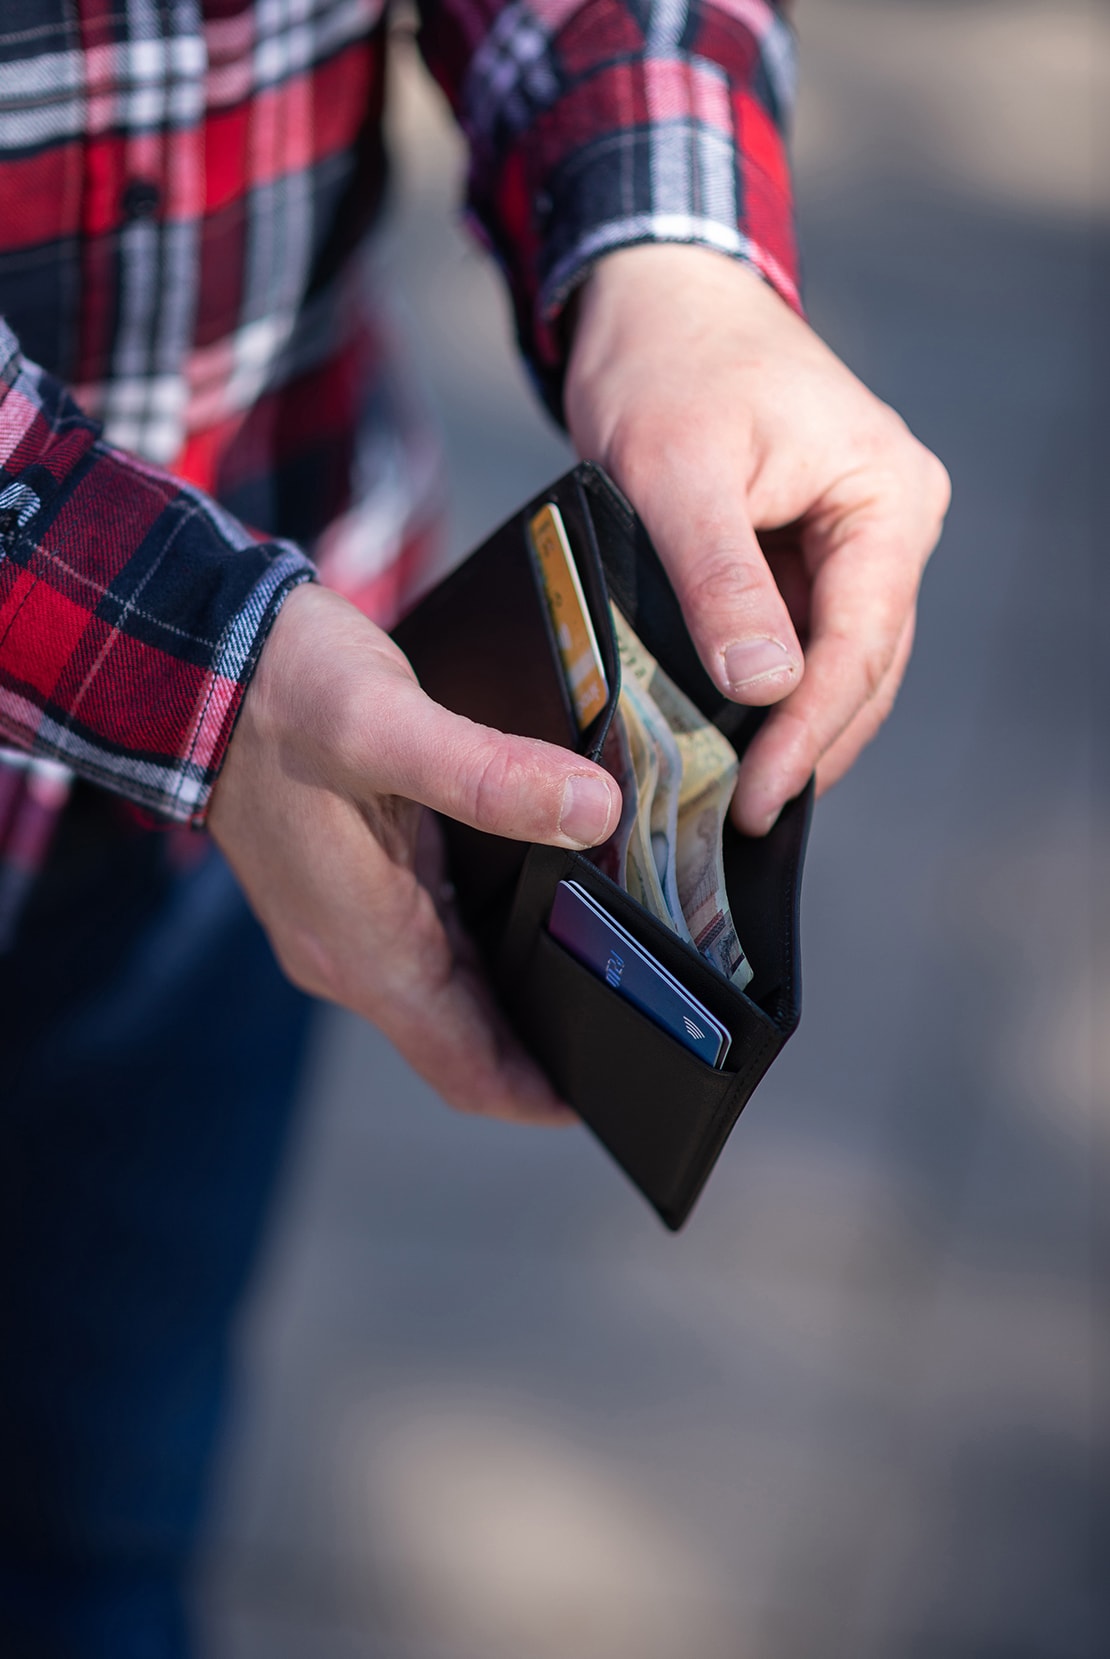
left=200, top=3, right=1106, bottom=1655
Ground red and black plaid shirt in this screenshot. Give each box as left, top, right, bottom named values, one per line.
left=0, top=0, right=799, bottom=933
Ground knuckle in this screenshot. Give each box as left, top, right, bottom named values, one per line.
left=922, top=448, right=953, bottom=521
left=873, top=678, right=901, bottom=724
left=608, top=404, right=740, bottom=500
left=855, top=400, right=911, bottom=464
left=881, top=422, right=952, bottom=533
left=828, top=624, right=892, bottom=709
left=467, top=738, right=531, bottom=833
left=604, top=409, right=664, bottom=484
left=859, top=642, right=891, bottom=704
left=683, top=548, right=769, bottom=622
left=401, top=904, right=454, bottom=991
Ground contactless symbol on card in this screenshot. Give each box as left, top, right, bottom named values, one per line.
left=528, top=503, right=609, bottom=730
left=548, top=880, right=731, bottom=1068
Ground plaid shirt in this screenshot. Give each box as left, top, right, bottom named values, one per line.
left=0, top=0, right=799, bottom=943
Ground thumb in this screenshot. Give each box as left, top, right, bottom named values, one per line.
left=371, top=681, right=622, bottom=849
left=608, top=424, right=804, bottom=706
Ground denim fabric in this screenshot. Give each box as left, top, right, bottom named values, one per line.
left=0, top=791, right=315, bottom=1658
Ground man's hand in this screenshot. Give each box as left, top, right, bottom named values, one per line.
left=565, top=245, right=951, bottom=835
left=207, top=583, right=620, bottom=1123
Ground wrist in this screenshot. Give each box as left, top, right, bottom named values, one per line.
left=571, top=245, right=786, bottom=349
left=208, top=582, right=340, bottom=841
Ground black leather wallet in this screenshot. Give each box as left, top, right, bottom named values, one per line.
left=393, top=463, right=813, bottom=1230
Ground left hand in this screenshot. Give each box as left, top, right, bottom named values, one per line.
left=564, top=244, right=951, bottom=835
left=207, top=583, right=620, bottom=1123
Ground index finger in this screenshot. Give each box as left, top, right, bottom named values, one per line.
left=730, top=509, right=927, bottom=834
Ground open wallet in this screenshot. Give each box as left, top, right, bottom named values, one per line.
left=393, top=462, right=813, bottom=1230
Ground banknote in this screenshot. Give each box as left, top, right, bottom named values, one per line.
left=612, top=608, right=753, bottom=989
left=615, top=676, right=676, bottom=929
left=616, top=664, right=691, bottom=941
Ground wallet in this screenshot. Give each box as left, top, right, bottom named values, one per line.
left=393, top=463, right=813, bottom=1230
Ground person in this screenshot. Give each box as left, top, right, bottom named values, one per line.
left=0, top=0, right=949, bottom=1652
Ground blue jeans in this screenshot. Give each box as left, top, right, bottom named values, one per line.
left=0, top=789, right=316, bottom=1658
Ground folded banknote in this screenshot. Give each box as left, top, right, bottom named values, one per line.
left=591, top=607, right=753, bottom=991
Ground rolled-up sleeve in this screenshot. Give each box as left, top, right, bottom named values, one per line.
left=0, top=322, right=315, bottom=825
left=419, top=0, right=801, bottom=417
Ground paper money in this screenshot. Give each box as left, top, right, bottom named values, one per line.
left=616, top=678, right=677, bottom=929
left=612, top=608, right=753, bottom=989
left=617, top=666, right=691, bottom=941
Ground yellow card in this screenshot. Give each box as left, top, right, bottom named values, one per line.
left=528, top=503, right=609, bottom=730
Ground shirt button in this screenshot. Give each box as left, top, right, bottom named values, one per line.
left=122, top=178, right=162, bottom=221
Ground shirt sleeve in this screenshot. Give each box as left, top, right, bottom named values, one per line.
left=418, top=0, right=801, bottom=419
left=0, top=321, right=315, bottom=826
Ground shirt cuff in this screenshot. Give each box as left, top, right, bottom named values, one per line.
left=460, top=0, right=802, bottom=422
left=0, top=324, right=317, bottom=827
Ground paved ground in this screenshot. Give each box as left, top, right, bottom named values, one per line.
left=200, top=5, right=1107, bottom=1656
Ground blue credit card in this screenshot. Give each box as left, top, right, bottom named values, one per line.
left=547, top=880, right=731, bottom=1068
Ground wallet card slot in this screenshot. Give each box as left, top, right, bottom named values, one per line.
left=499, top=844, right=782, bottom=1076
left=537, top=925, right=726, bottom=1078
left=563, top=860, right=769, bottom=1070
left=512, top=928, right=742, bottom=1228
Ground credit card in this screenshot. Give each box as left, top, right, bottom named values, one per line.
left=528, top=503, right=609, bottom=730
left=548, top=880, right=731, bottom=1067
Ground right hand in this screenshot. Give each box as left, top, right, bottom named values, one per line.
left=207, top=582, right=621, bottom=1123
left=565, top=246, right=951, bottom=835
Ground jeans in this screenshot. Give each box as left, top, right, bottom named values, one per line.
left=0, top=788, right=315, bottom=1658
